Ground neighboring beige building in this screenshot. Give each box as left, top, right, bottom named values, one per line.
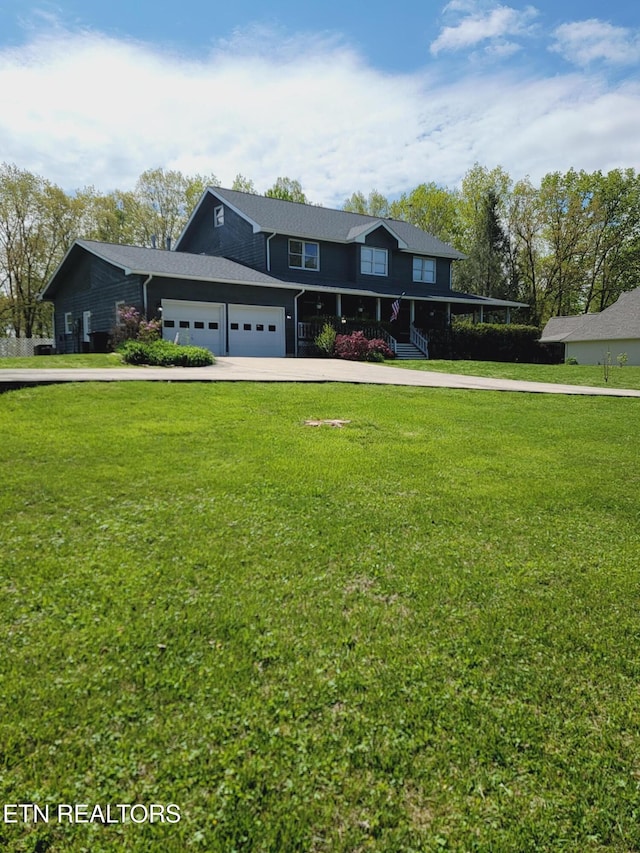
left=540, top=288, right=640, bottom=365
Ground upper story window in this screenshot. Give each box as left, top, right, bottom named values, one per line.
left=413, top=256, right=436, bottom=283
left=214, top=205, right=224, bottom=227
left=289, top=239, right=319, bottom=271
left=361, top=247, right=388, bottom=277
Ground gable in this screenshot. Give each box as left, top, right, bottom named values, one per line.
left=176, top=187, right=465, bottom=260
left=363, top=226, right=400, bottom=250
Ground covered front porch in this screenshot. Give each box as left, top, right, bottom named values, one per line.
left=296, top=289, right=524, bottom=358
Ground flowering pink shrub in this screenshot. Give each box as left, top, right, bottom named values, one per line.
left=138, top=317, right=162, bottom=342
left=113, top=305, right=161, bottom=344
left=333, top=331, right=395, bottom=362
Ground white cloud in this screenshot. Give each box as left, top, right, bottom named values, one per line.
left=0, top=23, right=639, bottom=207
left=430, top=3, right=538, bottom=56
left=550, top=19, right=640, bottom=67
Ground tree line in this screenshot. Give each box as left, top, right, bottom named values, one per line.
left=344, top=165, right=640, bottom=326
left=1, top=161, right=639, bottom=337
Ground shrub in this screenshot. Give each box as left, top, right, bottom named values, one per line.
left=137, top=317, right=162, bottom=342
left=314, top=322, right=337, bottom=356
left=333, top=331, right=395, bottom=362
left=112, top=305, right=161, bottom=346
left=451, top=321, right=543, bottom=362
left=118, top=340, right=214, bottom=367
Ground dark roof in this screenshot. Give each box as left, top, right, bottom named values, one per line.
left=178, top=187, right=466, bottom=260
left=77, top=240, right=286, bottom=284
left=42, top=239, right=524, bottom=308
left=540, top=288, right=640, bottom=343
left=41, top=240, right=292, bottom=298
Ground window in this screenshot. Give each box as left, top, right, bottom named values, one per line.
left=214, top=205, right=224, bottom=227
left=115, top=300, right=125, bottom=324
left=361, top=247, right=388, bottom=276
left=64, top=312, right=73, bottom=334
left=413, top=257, right=436, bottom=283
left=289, top=239, right=319, bottom=271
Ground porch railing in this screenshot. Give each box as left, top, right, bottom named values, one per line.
left=297, top=321, right=398, bottom=354
left=297, top=322, right=317, bottom=341
left=410, top=325, right=429, bottom=358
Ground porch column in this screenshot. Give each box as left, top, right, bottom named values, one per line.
left=376, top=298, right=381, bottom=321
left=336, top=293, right=342, bottom=318
left=506, top=308, right=511, bottom=324
left=446, top=302, right=451, bottom=324
left=479, top=305, right=484, bottom=323
left=410, top=300, right=415, bottom=325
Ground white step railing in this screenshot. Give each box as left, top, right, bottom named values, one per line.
left=376, top=328, right=397, bottom=355
left=410, top=325, right=429, bottom=358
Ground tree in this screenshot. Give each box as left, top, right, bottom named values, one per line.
left=231, top=174, right=256, bottom=194
left=343, top=190, right=390, bottom=217
left=0, top=163, right=80, bottom=337
left=537, top=169, right=594, bottom=317
left=131, top=167, right=218, bottom=248
left=389, top=182, right=460, bottom=245
left=507, top=177, right=545, bottom=324
left=580, top=169, right=640, bottom=313
left=78, top=169, right=219, bottom=249
left=265, top=177, right=308, bottom=203
left=455, top=164, right=511, bottom=298
left=76, top=186, right=139, bottom=245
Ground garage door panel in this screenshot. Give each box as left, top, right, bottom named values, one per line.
left=228, top=305, right=285, bottom=357
left=161, top=299, right=223, bottom=355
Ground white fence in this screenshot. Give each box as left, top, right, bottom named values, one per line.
left=0, top=337, right=55, bottom=358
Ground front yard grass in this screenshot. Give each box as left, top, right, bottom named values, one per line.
left=386, top=359, right=640, bottom=389
left=0, top=352, right=128, bottom=369
left=0, top=382, right=638, bottom=851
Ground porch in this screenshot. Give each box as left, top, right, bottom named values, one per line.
left=295, top=290, right=519, bottom=358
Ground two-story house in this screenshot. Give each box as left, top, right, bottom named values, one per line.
left=41, top=187, right=525, bottom=357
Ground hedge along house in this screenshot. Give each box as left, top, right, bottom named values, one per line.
left=41, top=187, right=527, bottom=358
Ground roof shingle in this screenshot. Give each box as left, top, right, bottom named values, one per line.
left=203, top=187, right=466, bottom=260
left=540, top=288, right=640, bottom=342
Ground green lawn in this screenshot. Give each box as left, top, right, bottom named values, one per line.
left=0, top=353, right=128, bottom=369
left=1, top=382, right=639, bottom=852
left=385, top=359, right=640, bottom=390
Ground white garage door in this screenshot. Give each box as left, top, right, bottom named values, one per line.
left=228, top=304, right=286, bottom=357
left=161, top=299, right=223, bottom=355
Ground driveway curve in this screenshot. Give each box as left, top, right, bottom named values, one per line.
left=1, top=357, right=640, bottom=397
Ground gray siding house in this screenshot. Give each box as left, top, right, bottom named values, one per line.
left=540, top=287, right=640, bottom=365
left=42, top=187, right=525, bottom=357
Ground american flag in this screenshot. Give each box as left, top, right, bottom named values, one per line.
left=390, top=293, right=404, bottom=322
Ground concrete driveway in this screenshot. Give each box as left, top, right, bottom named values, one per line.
left=1, top=357, right=640, bottom=396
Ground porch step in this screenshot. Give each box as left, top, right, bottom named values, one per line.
left=394, top=343, right=428, bottom=360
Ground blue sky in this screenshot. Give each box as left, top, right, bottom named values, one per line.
left=1, top=0, right=639, bottom=206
